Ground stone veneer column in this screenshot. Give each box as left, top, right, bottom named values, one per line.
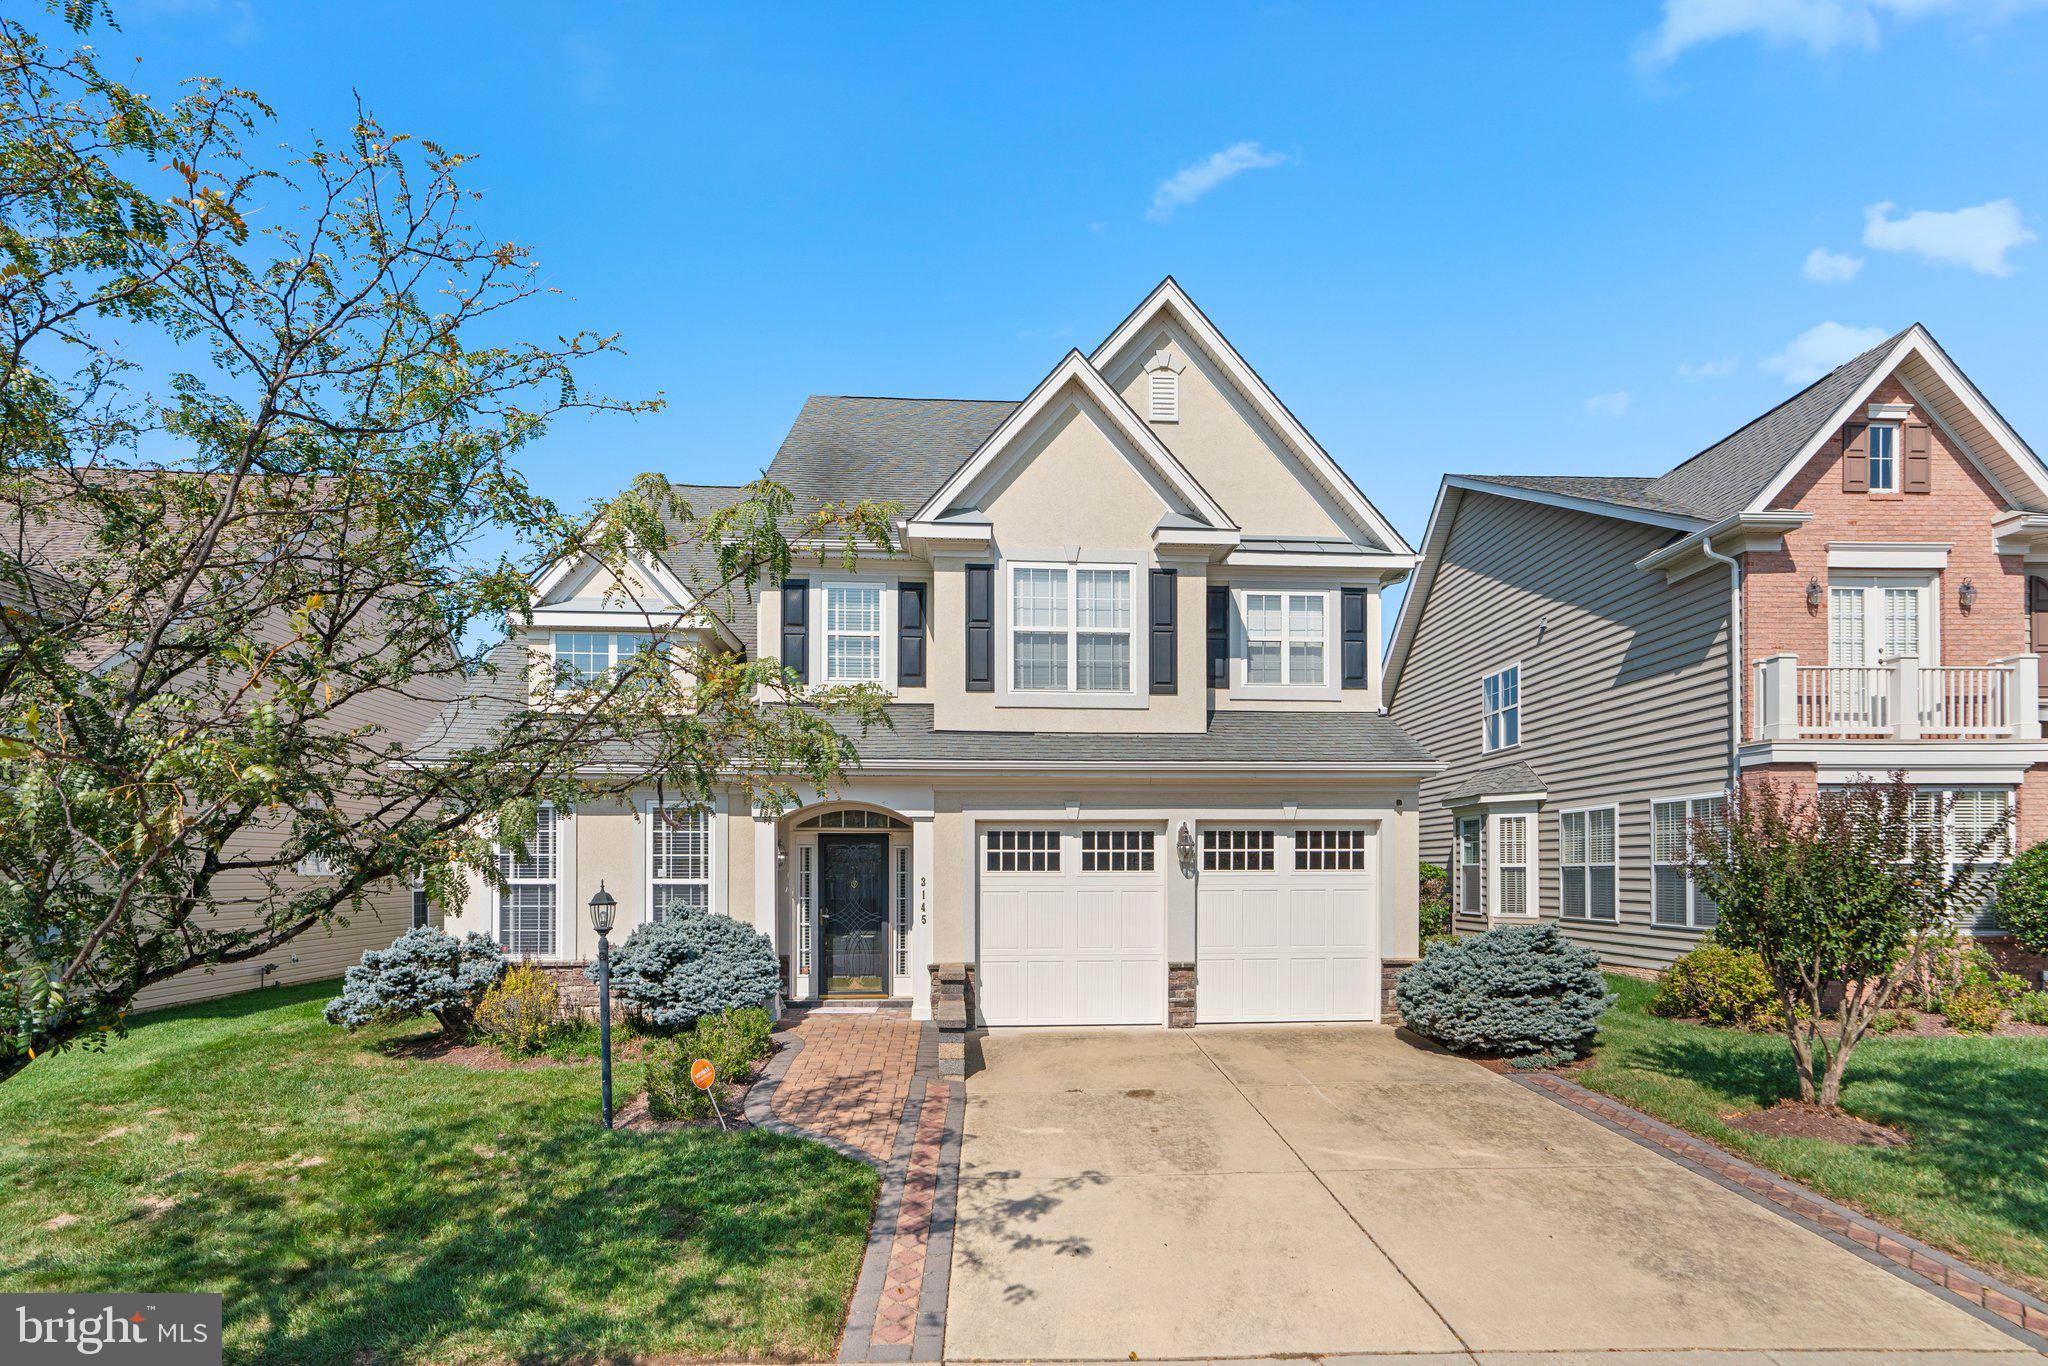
left=1167, top=962, right=1197, bottom=1028
left=928, top=962, right=975, bottom=1077
left=1380, top=956, right=1419, bottom=1026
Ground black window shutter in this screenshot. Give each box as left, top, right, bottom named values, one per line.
left=1341, top=587, right=1369, bottom=690
left=965, top=564, right=994, bottom=691
left=1206, top=585, right=1229, bottom=687
left=1148, top=568, right=1177, bottom=694
left=897, top=581, right=927, bottom=686
left=781, top=578, right=809, bottom=683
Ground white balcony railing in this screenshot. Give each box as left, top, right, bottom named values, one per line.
left=1755, top=653, right=2043, bottom=742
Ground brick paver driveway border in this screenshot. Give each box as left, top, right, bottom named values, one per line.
left=1515, top=1068, right=2048, bottom=1350
left=744, top=1009, right=964, bottom=1363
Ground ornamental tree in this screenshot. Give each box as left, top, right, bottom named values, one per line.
left=1686, top=775, right=2003, bottom=1109
left=0, top=7, right=889, bottom=1081
left=1992, top=840, right=2048, bottom=956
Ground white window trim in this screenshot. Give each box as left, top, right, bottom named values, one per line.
left=494, top=803, right=575, bottom=960
left=550, top=630, right=663, bottom=694
left=999, top=559, right=1143, bottom=704
left=1490, top=808, right=1537, bottom=918
left=296, top=852, right=337, bottom=879
left=819, top=580, right=892, bottom=687
left=645, top=800, right=717, bottom=924
left=1456, top=816, right=1485, bottom=918
left=1480, top=661, right=1522, bottom=754
left=1866, top=421, right=1901, bottom=494
left=1650, top=791, right=1725, bottom=931
left=1229, top=584, right=1340, bottom=701
left=1558, top=804, right=1619, bottom=923
left=788, top=807, right=910, bottom=1001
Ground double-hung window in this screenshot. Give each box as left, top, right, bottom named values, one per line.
left=1910, top=787, right=2012, bottom=928
left=1497, top=815, right=1531, bottom=916
left=649, top=804, right=713, bottom=920
left=1010, top=564, right=1133, bottom=693
left=1242, top=591, right=1328, bottom=686
left=1867, top=423, right=1899, bottom=493
left=411, top=878, right=430, bottom=929
left=1457, top=817, right=1484, bottom=915
left=1652, top=794, right=1725, bottom=929
left=1481, top=665, right=1520, bottom=752
left=553, top=631, right=661, bottom=691
left=823, top=584, right=884, bottom=683
left=497, top=806, right=559, bottom=956
left=1560, top=807, right=1617, bottom=921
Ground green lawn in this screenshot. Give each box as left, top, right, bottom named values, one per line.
left=1578, top=973, right=2048, bottom=1296
left=0, top=982, right=878, bottom=1365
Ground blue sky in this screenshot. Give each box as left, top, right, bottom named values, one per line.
left=101, top=1, right=2048, bottom=621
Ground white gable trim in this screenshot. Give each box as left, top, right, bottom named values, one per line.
left=1743, top=326, right=2048, bottom=514
left=911, top=349, right=1236, bottom=530
left=529, top=545, right=741, bottom=653
left=1089, top=278, right=1415, bottom=557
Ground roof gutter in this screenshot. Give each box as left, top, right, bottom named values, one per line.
left=1696, top=536, right=1743, bottom=790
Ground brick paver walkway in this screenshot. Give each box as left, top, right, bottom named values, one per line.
left=870, top=1085, right=951, bottom=1349
left=769, top=1012, right=923, bottom=1163
left=1519, top=1070, right=2048, bottom=1345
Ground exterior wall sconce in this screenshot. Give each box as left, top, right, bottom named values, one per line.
left=1960, top=579, right=1978, bottom=613
left=1805, top=577, right=1823, bottom=611
left=1176, top=822, right=1197, bottom=877
left=776, top=839, right=788, bottom=868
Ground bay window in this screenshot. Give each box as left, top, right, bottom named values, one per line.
left=1010, top=564, right=1133, bottom=693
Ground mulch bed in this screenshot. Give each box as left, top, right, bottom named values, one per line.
left=1722, top=1100, right=1911, bottom=1147
left=381, top=1033, right=654, bottom=1069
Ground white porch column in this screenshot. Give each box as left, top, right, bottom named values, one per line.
left=910, top=816, right=935, bottom=1019
left=752, top=808, right=781, bottom=993
left=1998, top=654, right=2043, bottom=740
left=1759, top=653, right=1800, bottom=741
left=1889, top=655, right=1921, bottom=740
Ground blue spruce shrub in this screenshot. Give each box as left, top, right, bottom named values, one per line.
left=594, top=910, right=780, bottom=1030
left=1394, top=923, right=1614, bottom=1067
left=324, top=927, right=506, bottom=1038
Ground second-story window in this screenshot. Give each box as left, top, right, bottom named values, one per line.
left=1481, top=663, right=1520, bottom=752
left=553, top=631, right=660, bottom=691
left=1242, top=591, right=1327, bottom=686
left=823, top=584, right=884, bottom=683
left=1867, top=423, right=1899, bottom=493
left=1011, top=564, right=1132, bottom=693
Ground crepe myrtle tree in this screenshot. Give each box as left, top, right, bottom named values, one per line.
left=0, top=6, right=892, bottom=1082
left=1685, top=775, right=2004, bottom=1109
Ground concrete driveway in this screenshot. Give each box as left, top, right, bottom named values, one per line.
left=945, top=1026, right=2026, bottom=1361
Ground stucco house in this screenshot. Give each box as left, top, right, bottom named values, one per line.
left=419, top=280, right=1437, bottom=1029
left=1386, top=324, right=2048, bottom=974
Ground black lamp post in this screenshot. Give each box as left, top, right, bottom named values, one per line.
left=589, top=881, right=618, bottom=1129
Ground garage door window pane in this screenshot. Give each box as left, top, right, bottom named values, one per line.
left=1081, top=829, right=1154, bottom=872
left=1202, top=828, right=1275, bottom=871
left=1295, top=829, right=1367, bottom=870
left=986, top=829, right=1061, bottom=872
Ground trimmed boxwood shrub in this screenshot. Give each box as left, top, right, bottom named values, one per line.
left=1994, top=839, right=2048, bottom=955
left=1651, top=940, right=1783, bottom=1030
left=594, top=910, right=780, bottom=1030
left=1394, top=923, right=1613, bottom=1067
left=324, top=927, right=506, bottom=1038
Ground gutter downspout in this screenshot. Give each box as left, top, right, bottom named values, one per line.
left=1698, top=536, right=1743, bottom=790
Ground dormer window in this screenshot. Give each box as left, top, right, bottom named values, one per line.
left=1867, top=423, right=1898, bottom=493
left=1144, top=347, right=1185, bottom=424
left=553, top=631, right=661, bottom=692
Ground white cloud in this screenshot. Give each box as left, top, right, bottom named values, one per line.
left=1147, top=142, right=1290, bottom=222
left=1862, top=199, right=2037, bottom=275
left=564, top=38, right=617, bottom=106
left=1802, top=247, right=1865, bottom=283
left=1584, top=391, right=1633, bottom=419
left=1677, top=355, right=1741, bottom=379
left=1635, top=0, right=2047, bottom=71
left=1761, top=321, right=1890, bottom=385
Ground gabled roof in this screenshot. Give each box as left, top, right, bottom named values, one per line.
left=1089, top=278, right=1412, bottom=555
left=1450, top=474, right=1710, bottom=524
left=1440, top=760, right=1547, bottom=805
left=1641, top=327, right=1910, bottom=518
left=911, top=349, right=1236, bottom=531
left=763, top=396, right=1017, bottom=520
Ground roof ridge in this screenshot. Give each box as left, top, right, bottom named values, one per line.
left=809, top=393, right=1019, bottom=405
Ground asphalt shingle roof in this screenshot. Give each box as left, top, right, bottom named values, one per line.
left=763, top=395, right=1018, bottom=522
left=658, top=482, right=765, bottom=656
left=1450, top=475, right=1707, bottom=521
left=412, top=645, right=1434, bottom=768
left=1438, top=760, right=1547, bottom=805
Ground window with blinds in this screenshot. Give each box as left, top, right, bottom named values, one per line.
left=1560, top=807, right=1617, bottom=921
left=497, top=806, right=558, bottom=956
left=1458, top=817, right=1484, bottom=915
left=1497, top=815, right=1530, bottom=916
left=1653, top=795, right=1725, bottom=929
left=650, top=804, right=712, bottom=920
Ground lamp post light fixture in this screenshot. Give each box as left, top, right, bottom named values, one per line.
left=589, top=881, right=618, bottom=1130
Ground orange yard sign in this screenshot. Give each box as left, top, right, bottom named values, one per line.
left=690, top=1058, right=715, bottom=1090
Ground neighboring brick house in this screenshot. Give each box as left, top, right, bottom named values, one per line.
left=1386, top=325, right=2048, bottom=974
left=419, top=280, right=1438, bottom=1029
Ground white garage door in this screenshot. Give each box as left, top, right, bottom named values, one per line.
left=1196, top=825, right=1379, bottom=1023
left=977, top=825, right=1166, bottom=1026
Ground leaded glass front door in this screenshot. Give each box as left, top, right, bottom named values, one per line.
left=818, top=834, right=889, bottom=995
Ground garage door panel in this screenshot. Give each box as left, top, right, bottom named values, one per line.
left=1025, top=891, right=1071, bottom=951
left=978, top=828, right=1165, bottom=1027
left=982, top=890, right=1027, bottom=953
left=1197, top=827, right=1379, bottom=1024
